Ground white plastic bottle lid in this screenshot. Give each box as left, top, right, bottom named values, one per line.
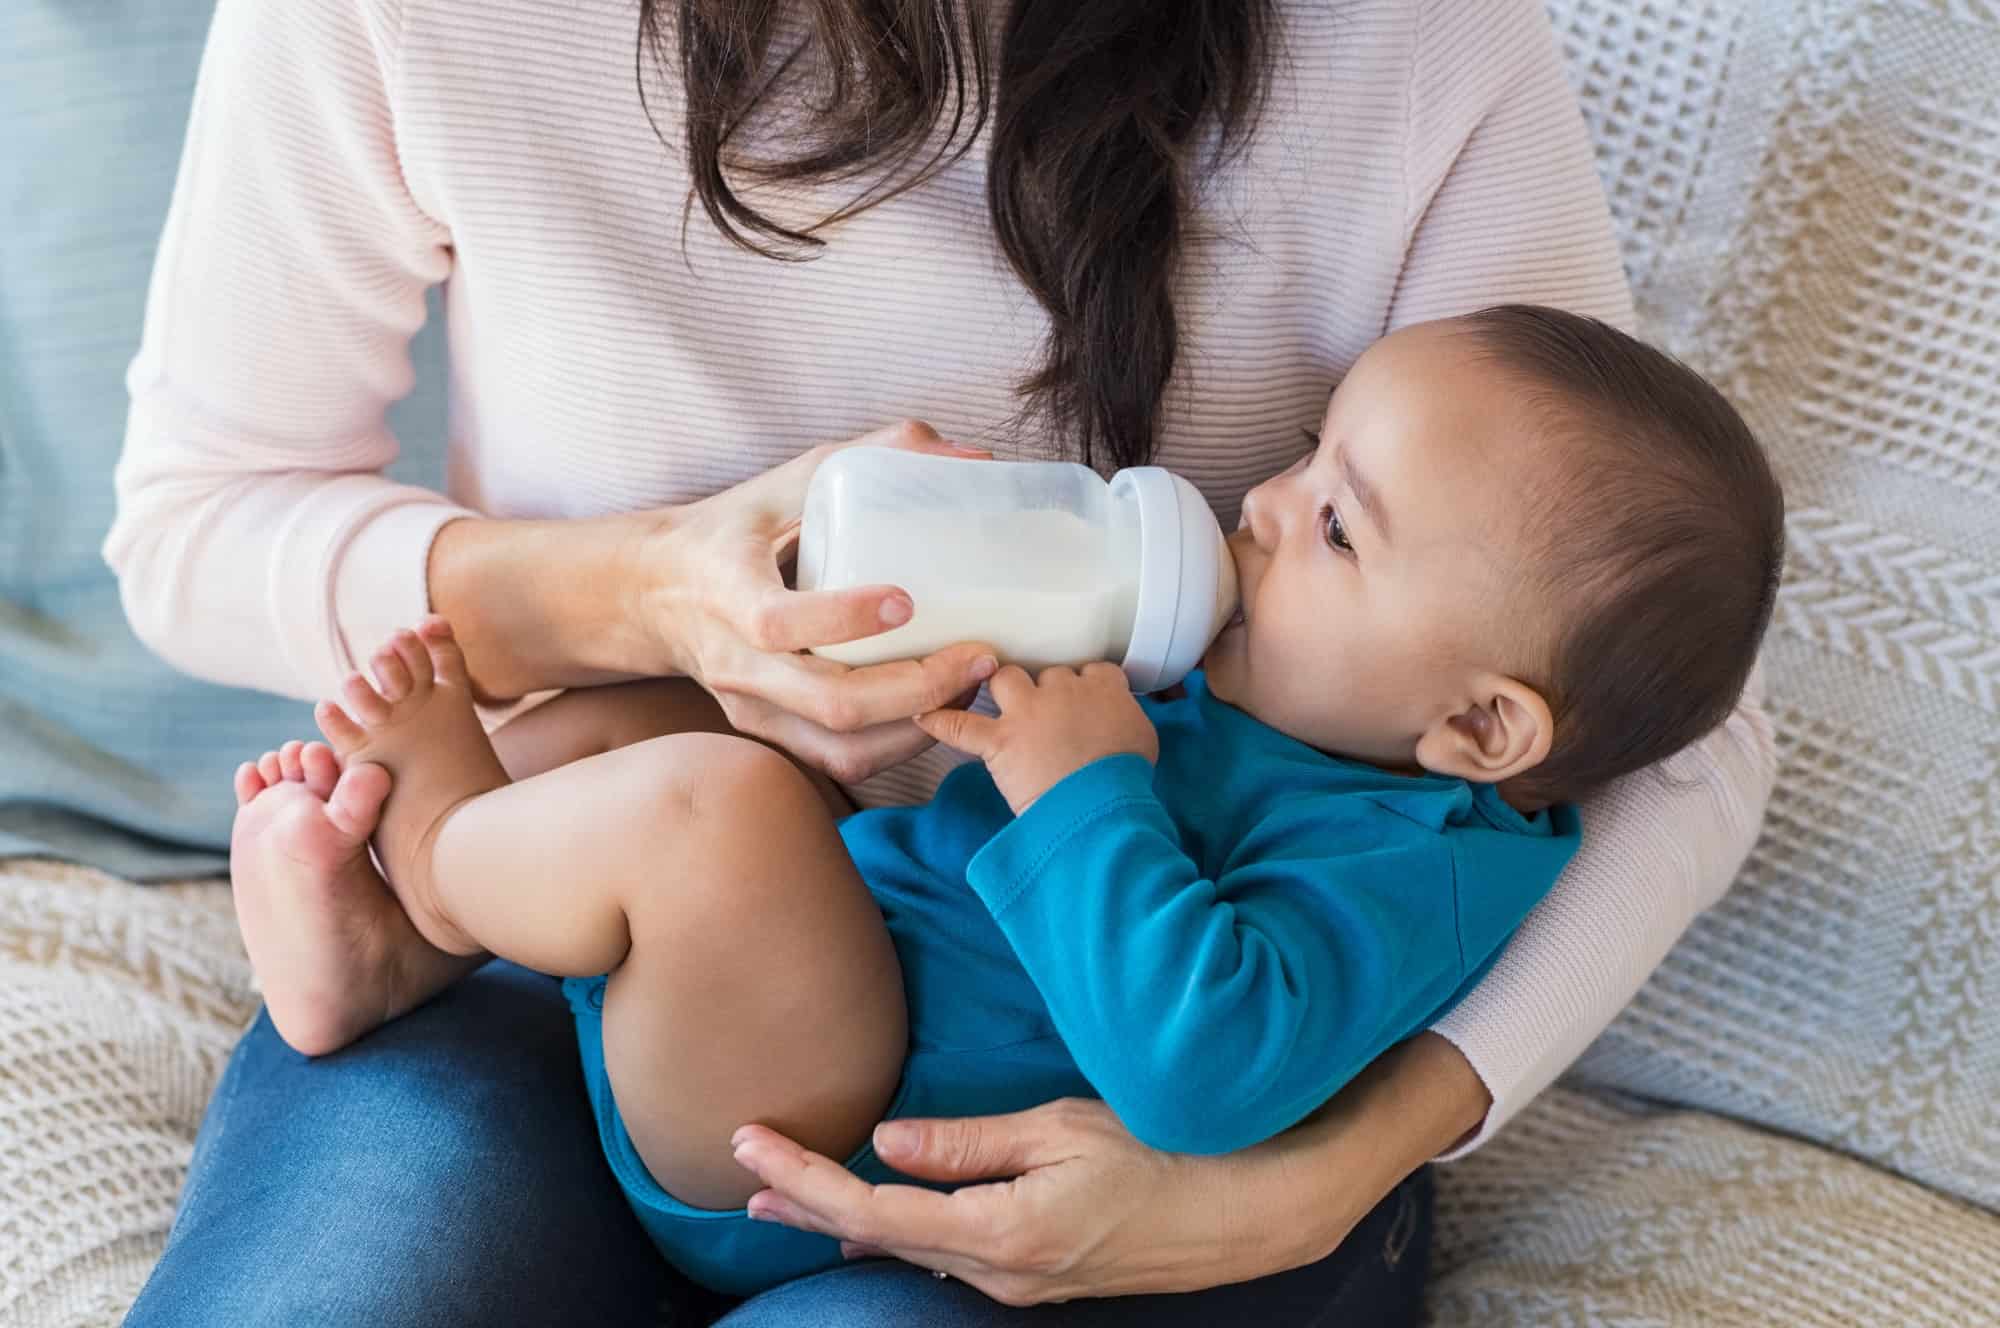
left=1110, top=466, right=1240, bottom=692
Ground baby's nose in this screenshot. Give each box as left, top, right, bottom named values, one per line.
left=1239, top=486, right=1277, bottom=548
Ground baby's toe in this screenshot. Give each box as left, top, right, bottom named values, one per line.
left=257, top=751, right=283, bottom=786
left=390, top=627, right=435, bottom=693
left=278, top=739, right=306, bottom=783
left=314, top=699, right=366, bottom=752
left=300, top=742, right=342, bottom=799
left=418, top=619, right=470, bottom=688
left=234, top=761, right=266, bottom=807
left=324, top=761, right=392, bottom=841
left=340, top=671, right=392, bottom=725
left=371, top=641, right=415, bottom=703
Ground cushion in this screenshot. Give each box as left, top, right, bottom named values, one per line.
left=0, top=859, right=250, bottom=1323
left=1432, top=1085, right=2000, bottom=1326
left=1542, top=0, right=2000, bottom=1215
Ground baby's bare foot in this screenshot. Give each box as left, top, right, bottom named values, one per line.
left=315, top=616, right=509, bottom=957
left=228, top=739, right=471, bottom=1056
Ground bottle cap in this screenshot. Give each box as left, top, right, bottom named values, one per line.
left=1111, top=467, right=1239, bottom=692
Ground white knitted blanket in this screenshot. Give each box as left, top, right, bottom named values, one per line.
left=4, top=1, right=1998, bottom=1324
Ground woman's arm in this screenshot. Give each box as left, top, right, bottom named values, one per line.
left=729, top=1033, right=1484, bottom=1304
left=102, top=0, right=994, bottom=777
left=102, top=0, right=471, bottom=700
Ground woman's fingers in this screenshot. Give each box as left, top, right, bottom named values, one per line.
left=753, top=421, right=989, bottom=520
left=733, top=584, right=914, bottom=654
left=836, top=418, right=992, bottom=462
left=733, top=1128, right=963, bottom=1246
left=732, top=645, right=998, bottom=736
left=731, top=1104, right=1147, bottom=1307
left=740, top=706, right=938, bottom=786
left=866, top=1106, right=1077, bottom=1182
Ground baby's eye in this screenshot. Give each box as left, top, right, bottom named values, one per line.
left=1320, top=502, right=1353, bottom=555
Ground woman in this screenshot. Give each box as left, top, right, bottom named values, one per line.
left=106, top=0, right=1774, bottom=1322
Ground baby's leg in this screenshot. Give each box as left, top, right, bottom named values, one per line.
left=481, top=675, right=858, bottom=819
left=233, top=655, right=843, bottom=1056
left=319, top=619, right=907, bottom=1210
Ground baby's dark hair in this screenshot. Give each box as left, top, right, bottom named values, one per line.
left=1458, top=304, right=1785, bottom=807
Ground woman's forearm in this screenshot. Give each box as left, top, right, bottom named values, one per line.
left=427, top=511, right=662, bottom=704
left=1232, top=1033, right=1488, bottom=1274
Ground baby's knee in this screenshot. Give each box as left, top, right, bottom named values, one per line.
left=619, top=732, right=802, bottom=824
left=669, top=733, right=818, bottom=824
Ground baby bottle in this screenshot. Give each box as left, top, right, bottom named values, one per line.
left=794, top=447, right=1239, bottom=692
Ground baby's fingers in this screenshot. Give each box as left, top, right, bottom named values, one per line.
left=914, top=707, right=1004, bottom=758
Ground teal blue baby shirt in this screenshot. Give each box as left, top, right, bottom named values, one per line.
left=570, top=669, right=1585, bottom=1296
left=865, top=670, right=1581, bottom=1157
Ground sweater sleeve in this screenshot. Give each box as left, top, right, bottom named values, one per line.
left=965, top=755, right=1465, bottom=1157
left=1389, top=0, right=1777, bottom=1156
left=101, top=0, right=478, bottom=699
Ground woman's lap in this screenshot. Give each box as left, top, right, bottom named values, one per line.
left=124, top=960, right=685, bottom=1327
left=124, top=959, right=1431, bottom=1327
left=707, top=1166, right=1432, bottom=1327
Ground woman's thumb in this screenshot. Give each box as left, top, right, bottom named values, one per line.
left=872, top=1113, right=1042, bottom=1181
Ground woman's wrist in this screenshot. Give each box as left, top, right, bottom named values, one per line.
left=1232, top=1033, right=1491, bottom=1273
left=426, top=510, right=664, bottom=703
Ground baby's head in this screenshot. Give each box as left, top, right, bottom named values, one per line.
left=1201, top=304, right=1784, bottom=808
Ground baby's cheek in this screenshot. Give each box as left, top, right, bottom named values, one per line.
left=1332, top=648, right=1426, bottom=732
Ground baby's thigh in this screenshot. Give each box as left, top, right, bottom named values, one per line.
left=601, top=737, right=906, bottom=1212
left=493, top=677, right=855, bottom=817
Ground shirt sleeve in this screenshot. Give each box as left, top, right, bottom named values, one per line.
left=965, top=754, right=1463, bottom=1157
left=1386, top=0, right=1777, bottom=1156
left=101, top=0, right=478, bottom=699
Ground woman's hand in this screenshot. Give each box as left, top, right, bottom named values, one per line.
left=732, top=1099, right=1251, bottom=1307
left=728, top=1034, right=1491, bottom=1307
left=621, top=419, right=1002, bottom=784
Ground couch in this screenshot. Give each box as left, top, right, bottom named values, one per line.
left=3, top=1, right=1996, bottom=1323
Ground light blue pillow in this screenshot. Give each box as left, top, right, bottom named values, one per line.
left=1, top=1, right=449, bottom=879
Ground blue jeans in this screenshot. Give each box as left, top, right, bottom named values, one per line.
left=124, top=962, right=1432, bottom=1327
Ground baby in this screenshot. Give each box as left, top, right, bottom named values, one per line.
left=226, top=304, right=1782, bottom=1296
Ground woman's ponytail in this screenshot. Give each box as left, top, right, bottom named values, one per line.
left=640, top=0, right=1278, bottom=469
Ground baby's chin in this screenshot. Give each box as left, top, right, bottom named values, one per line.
left=1197, top=630, right=1248, bottom=706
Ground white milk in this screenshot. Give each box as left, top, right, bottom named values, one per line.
left=808, top=508, right=1141, bottom=670
left=798, top=447, right=1236, bottom=691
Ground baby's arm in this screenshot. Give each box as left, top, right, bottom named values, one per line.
left=918, top=664, right=1475, bottom=1156
left=963, top=759, right=1460, bottom=1156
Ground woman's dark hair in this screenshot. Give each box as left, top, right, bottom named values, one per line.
left=1458, top=304, right=1786, bottom=808
left=637, top=1, right=1280, bottom=471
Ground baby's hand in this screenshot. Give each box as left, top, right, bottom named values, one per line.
left=915, top=663, right=1159, bottom=815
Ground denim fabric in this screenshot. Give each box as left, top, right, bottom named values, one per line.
left=709, top=1168, right=1433, bottom=1328
left=125, top=961, right=1429, bottom=1327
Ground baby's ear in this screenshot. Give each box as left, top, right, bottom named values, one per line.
left=1413, top=674, right=1552, bottom=785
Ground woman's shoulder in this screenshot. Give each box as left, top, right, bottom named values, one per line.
left=1400, top=0, right=1571, bottom=127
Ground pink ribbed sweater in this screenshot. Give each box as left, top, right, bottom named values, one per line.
left=102, top=0, right=1775, bottom=1155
